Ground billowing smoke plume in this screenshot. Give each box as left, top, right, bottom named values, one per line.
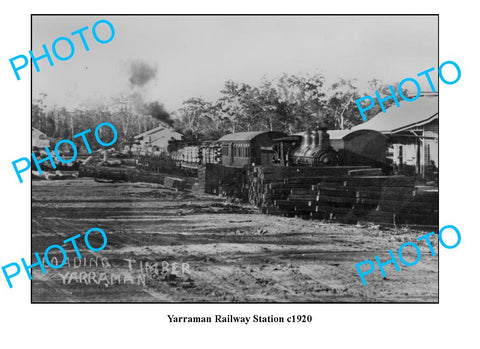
left=129, top=61, right=157, bottom=87
left=126, top=61, right=174, bottom=127
left=144, top=101, right=174, bottom=126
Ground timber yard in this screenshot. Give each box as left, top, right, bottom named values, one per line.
left=31, top=118, right=439, bottom=302
left=32, top=95, right=439, bottom=302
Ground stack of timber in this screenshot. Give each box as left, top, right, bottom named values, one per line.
left=80, top=165, right=162, bottom=183
left=245, top=166, right=437, bottom=227
left=79, top=164, right=195, bottom=190
left=198, top=163, right=245, bottom=197
left=398, top=188, right=438, bottom=226
left=121, top=158, right=137, bottom=167
left=137, top=153, right=177, bottom=173
left=201, top=145, right=222, bottom=164
left=136, top=153, right=197, bottom=177
left=182, top=146, right=201, bottom=163
left=245, top=166, right=371, bottom=207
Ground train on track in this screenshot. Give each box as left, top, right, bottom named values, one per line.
left=162, top=126, right=388, bottom=172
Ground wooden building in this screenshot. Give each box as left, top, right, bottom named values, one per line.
left=133, top=126, right=183, bottom=152
left=351, top=95, right=438, bottom=178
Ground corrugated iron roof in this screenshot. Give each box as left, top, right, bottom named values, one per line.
left=351, top=95, right=438, bottom=133
left=293, top=129, right=385, bottom=140
left=134, top=126, right=166, bottom=139
left=134, top=126, right=182, bottom=139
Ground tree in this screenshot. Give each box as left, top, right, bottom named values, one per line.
left=31, top=91, right=171, bottom=149
left=218, top=81, right=257, bottom=133
left=325, top=79, right=362, bottom=129
left=276, top=73, right=328, bottom=132
left=32, top=93, right=47, bottom=133
left=177, top=97, right=210, bottom=134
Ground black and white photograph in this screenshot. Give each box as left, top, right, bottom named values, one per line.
left=30, top=15, right=440, bottom=303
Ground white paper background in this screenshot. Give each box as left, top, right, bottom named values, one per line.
left=0, top=1, right=477, bottom=348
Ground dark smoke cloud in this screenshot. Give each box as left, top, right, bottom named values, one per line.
left=144, top=101, right=174, bottom=127
left=129, top=61, right=158, bottom=87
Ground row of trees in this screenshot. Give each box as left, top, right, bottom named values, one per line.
left=32, top=93, right=173, bottom=149
left=33, top=73, right=406, bottom=146
left=174, top=74, right=407, bottom=141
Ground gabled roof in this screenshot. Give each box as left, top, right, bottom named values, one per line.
left=134, top=125, right=181, bottom=139
left=32, top=127, right=48, bottom=139
left=32, top=127, right=46, bottom=135
left=351, top=96, right=438, bottom=134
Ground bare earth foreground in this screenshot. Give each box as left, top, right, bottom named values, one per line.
left=32, top=179, right=438, bottom=302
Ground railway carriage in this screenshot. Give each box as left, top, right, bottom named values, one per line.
left=217, top=131, right=288, bottom=168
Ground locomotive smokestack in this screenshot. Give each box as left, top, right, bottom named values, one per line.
left=311, top=130, right=319, bottom=148
left=303, top=129, right=312, bottom=149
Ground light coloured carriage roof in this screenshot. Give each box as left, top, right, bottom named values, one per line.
left=328, top=129, right=386, bottom=140
left=218, top=131, right=282, bottom=142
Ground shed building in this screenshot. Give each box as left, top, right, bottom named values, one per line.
left=351, top=95, right=438, bottom=178
left=134, top=126, right=183, bottom=152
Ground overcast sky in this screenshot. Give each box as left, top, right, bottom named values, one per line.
left=32, top=15, right=438, bottom=112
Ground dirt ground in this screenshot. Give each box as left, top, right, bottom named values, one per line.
left=31, top=178, right=438, bottom=302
